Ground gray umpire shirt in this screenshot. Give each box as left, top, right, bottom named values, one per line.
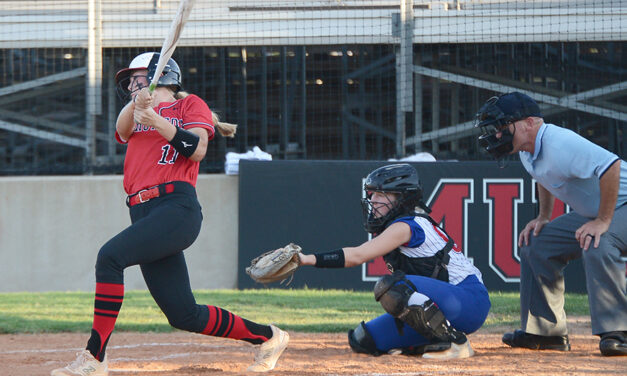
left=519, top=122, right=627, bottom=218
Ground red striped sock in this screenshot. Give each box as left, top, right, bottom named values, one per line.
left=201, top=305, right=272, bottom=345
left=86, top=282, right=124, bottom=361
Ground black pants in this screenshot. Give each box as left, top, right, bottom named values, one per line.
left=95, top=181, right=210, bottom=332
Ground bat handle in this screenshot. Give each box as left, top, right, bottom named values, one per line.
left=148, top=82, right=157, bottom=93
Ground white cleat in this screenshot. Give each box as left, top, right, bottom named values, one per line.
left=422, top=338, right=474, bottom=360
left=247, top=325, right=289, bottom=372
left=51, top=349, right=108, bottom=376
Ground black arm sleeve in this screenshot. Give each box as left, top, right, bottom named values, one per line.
left=314, top=249, right=345, bottom=268
left=169, top=127, right=200, bottom=158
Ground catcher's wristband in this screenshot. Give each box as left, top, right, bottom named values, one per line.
left=314, top=249, right=345, bottom=268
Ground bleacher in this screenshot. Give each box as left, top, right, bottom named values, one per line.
left=0, top=0, right=624, bottom=174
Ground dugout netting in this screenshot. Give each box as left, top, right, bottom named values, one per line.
left=0, top=0, right=625, bottom=174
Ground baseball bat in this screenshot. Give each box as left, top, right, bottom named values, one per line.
left=148, top=0, right=196, bottom=92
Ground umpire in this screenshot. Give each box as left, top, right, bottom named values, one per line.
left=475, top=92, right=627, bottom=356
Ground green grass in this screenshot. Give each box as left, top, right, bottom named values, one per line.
left=0, top=289, right=589, bottom=334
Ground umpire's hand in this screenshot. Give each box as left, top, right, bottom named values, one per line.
left=518, top=217, right=550, bottom=247
left=575, top=218, right=610, bottom=251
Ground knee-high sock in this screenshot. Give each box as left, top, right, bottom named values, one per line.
left=86, top=282, right=124, bottom=361
left=202, top=305, right=272, bottom=344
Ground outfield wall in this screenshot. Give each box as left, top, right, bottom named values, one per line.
left=0, top=161, right=596, bottom=293
left=238, top=160, right=589, bottom=293
left=0, top=175, right=238, bottom=292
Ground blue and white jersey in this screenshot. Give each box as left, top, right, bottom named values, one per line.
left=392, top=216, right=483, bottom=285
left=519, top=123, right=627, bottom=218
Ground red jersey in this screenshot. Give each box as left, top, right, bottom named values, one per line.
left=115, top=94, right=215, bottom=194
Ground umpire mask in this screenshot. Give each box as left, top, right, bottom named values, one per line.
left=475, top=92, right=541, bottom=160
left=475, top=96, right=515, bottom=159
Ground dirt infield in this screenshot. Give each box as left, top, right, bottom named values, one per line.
left=1, top=318, right=625, bottom=376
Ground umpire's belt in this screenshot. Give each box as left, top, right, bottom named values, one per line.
left=126, top=182, right=176, bottom=207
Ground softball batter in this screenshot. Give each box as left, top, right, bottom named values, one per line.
left=51, top=52, right=289, bottom=376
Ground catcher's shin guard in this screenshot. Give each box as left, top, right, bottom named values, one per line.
left=348, top=321, right=382, bottom=356
left=374, top=272, right=464, bottom=344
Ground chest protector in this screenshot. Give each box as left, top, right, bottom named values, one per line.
left=382, top=214, right=453, bottom=282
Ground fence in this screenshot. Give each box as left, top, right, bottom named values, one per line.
left=0, top=0, right=625, bottom=174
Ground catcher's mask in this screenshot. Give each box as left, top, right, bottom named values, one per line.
left=475, top=92, right=541, bottom=160
left=361, top=164, right=428, bottom=234
left=115, top=52, right=182, bottom=101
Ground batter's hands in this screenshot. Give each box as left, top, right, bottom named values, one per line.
left=518, top=217, right=550, bottom=247
left=133, top=88, right=157, bottom=126
left=134, top=87, right=154, bottom=108
left=575, top=219, right=610, bottom=251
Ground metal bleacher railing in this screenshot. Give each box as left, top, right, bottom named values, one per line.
left=0, top=1, right=625, bottom=174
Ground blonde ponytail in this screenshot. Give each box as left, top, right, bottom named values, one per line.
left=212, top=111, right=237, bottom=138
left=174, top=90, right=189, bottom=99
left=174, top=90, right=237, bottom=138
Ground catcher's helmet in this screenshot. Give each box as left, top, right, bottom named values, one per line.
left=475, top=92, right=541, bottom=160
left=115, top=52, right=182, bottom=100
left=361, top=163, right=426, bottom=234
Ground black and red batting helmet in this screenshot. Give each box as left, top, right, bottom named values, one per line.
left=115, top=52, right=182, bottom=100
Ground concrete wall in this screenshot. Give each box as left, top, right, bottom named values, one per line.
left=0, top=174, right=238, bottom=292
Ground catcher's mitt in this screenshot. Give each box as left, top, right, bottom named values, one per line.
left=246, top=243, right=302, bottom=284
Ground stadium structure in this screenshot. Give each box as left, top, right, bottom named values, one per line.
left=0, top=0, right=625, bottom=174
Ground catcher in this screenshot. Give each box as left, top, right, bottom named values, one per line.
left=247, top=163, right=491, bottom=359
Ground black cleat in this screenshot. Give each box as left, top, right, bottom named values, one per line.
left=599, top=331, right=627, bottom=356
left=502, top=329, right=570, bottom=351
